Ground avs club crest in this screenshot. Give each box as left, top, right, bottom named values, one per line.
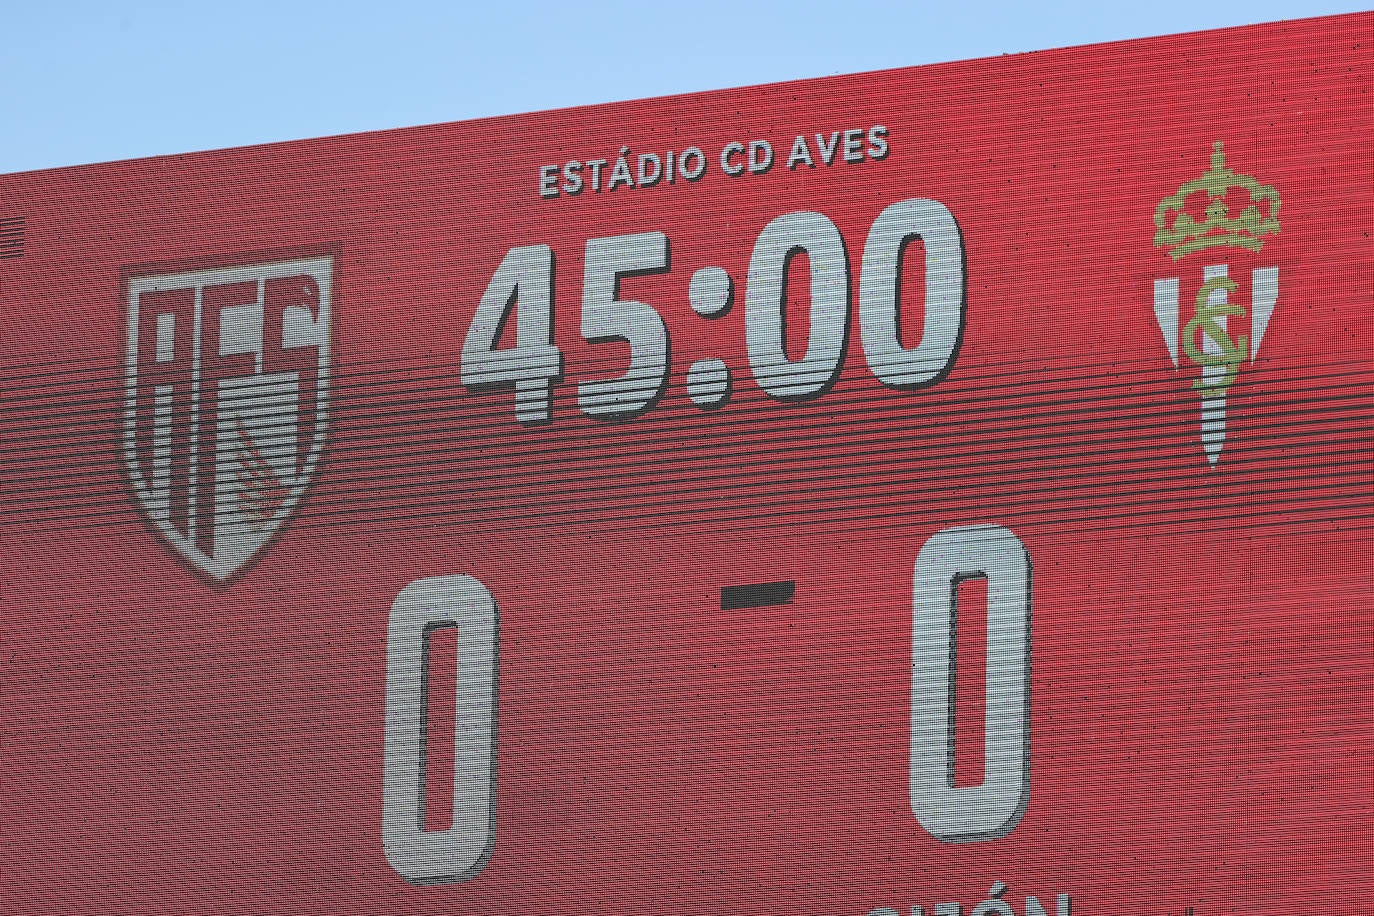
left=122, top=256, right=333, bottom=581
left=1151, top=142, right=1281, bottom=466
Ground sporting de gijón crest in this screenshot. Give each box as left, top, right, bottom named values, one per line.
left=1151, top=142, right=1281, bottom=466
left=121, top=257, right=333, bottom=581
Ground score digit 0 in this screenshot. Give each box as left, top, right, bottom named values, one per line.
left=382, top=576, right=499, bottom=885
left=911, top=524, right=1032, bottom=842
left=380, top=524, right=1031, bottom=882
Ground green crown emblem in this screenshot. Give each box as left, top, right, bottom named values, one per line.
left=1153, top=141, right=1281, bottom=261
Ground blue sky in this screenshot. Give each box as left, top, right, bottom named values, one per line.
left=1, top=1, right=1366, bottom=174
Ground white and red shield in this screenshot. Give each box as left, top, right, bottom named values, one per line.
left=1151, top=257, right=1278, bottom=465
left=122, top=256, right=332, bottom=581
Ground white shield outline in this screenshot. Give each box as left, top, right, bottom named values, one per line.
left=122, top=255, right=333, bottom=582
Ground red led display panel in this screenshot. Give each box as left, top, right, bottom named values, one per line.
left=1, top=13, right=1369, bottom=915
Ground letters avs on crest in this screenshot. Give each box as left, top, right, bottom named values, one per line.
left=122, top=256, right=333, bottom=581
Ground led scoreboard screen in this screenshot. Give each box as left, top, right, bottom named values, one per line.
left=2, top=13, right=1369, bottom=916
